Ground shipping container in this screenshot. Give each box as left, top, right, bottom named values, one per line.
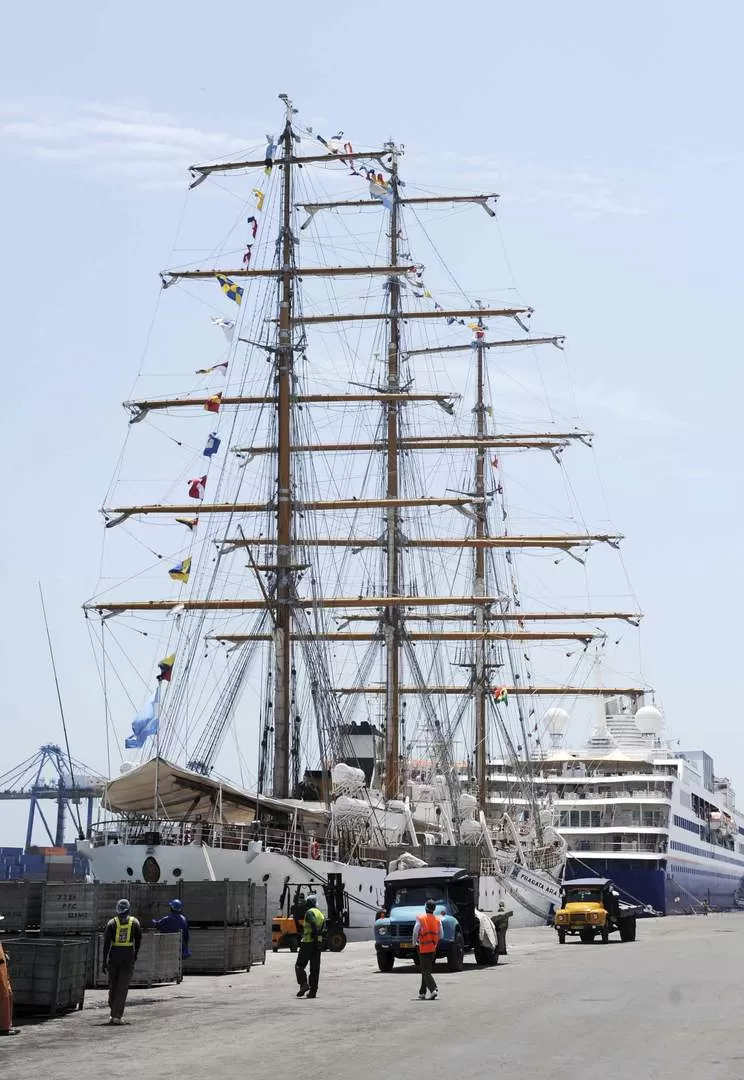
left=4, top=936, right=88, bottom=1015
left=182, top=927, right=252, bottom=974
left=0, top=881, right=44, bottom=931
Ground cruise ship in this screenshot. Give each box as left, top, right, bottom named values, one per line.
left=485, top=697, right=744, bottom=914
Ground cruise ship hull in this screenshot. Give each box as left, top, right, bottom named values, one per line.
left=566, top=856, right=744, bottom=915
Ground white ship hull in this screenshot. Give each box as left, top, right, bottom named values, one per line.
left=78, top=839, right=557, bottom=933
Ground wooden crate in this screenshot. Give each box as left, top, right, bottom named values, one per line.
left=182, top=927, right=252, bottom=974
left=179, top=881, right=252, bottom=926
left=89, top=931, right=182, bottom=989
left=251, top=885, right=267, bottom=926
left=0, top=882, right=43, bottom=932
left=250, top=921, right=267, bottom=965
left=5, top=937, right=88, bottom=1015
left=40, top=883, right=97, bottom=934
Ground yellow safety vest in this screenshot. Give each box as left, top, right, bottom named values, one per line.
left=113, top=916, right=135, bottom=947
left=302, top=907, right=325, bottom=944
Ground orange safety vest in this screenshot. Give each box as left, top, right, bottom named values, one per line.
left=416, top=912, right=441, bottom=954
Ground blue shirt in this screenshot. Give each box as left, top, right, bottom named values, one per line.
left=152, top=912, right=190, bottom=956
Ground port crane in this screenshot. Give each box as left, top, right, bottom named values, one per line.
left=0, top=744, right=106, bottom=850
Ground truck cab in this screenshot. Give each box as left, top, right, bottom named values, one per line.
left=374, top=866, right=495, bottom=972
left=554, top=877, right=639, bottom=944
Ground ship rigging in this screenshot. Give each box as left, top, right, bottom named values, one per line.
left=81, top=97, right=650, bottom=928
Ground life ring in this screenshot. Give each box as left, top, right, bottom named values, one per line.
left=310, top=840, right=320, bottom=860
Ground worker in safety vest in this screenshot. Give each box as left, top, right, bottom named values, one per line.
left=412, top=899, right=441, bottom=1000
left=0, top=915, right=19, bottom=1037
left=152, top=898, right=191, bottom=958
left=102, top=899, right=142, bottom=1025
left=295, top=894, right=325, bottom=999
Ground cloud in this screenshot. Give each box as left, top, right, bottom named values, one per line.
left=442, top=155, right=647, bottom=218
left=0, top=101, right=258, bottom=188
left=487, top=368, right=680, bottom=431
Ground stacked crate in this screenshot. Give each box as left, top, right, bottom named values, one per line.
left=0, top=881, right=43, bottom=932
left=181, top=881, right=263, bottom=974
left=37, top=882, right=183, bottom=990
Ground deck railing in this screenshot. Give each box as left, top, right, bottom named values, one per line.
left=87, top=819, right=338, bottom=861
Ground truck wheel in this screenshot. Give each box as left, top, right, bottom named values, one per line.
left=447, top=933, right=465, bottom=972
left=474, top=943, right=497, bottom=966
left=619, top=918, right=637, bottom=942
left=579, top=927, right=595, bottom=944
left=376, top=949, right=395, bottom=972
left=600, top=927, right=609, bottom=944
left=557, top=929, right=566, bottom=944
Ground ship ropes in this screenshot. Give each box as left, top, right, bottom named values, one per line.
left=83, top=96, right=650, bottom=909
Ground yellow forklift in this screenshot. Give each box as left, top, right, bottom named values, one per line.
left=271, top=874, right=349, bottom=953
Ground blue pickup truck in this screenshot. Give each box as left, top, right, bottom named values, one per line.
left=374, top=866, right=497, bottom=972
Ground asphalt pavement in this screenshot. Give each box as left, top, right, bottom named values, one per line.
left=3, top=913, right=743, bottom=1080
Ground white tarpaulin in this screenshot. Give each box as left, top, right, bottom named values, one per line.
left=103, top=757, right=328, bottom=824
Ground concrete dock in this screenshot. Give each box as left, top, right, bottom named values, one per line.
left=3, top=913, right=742, bottom=1080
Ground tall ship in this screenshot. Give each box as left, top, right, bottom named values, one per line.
left=79, top=96, right=652, bottom=931
left=486, top=699, right=744, bottom=913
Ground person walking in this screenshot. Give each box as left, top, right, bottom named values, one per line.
left=494, top=901, right=513, bottom=956
left=413, top=899, right=441, bottom=1000
left=152, top=898, right=191, bottom=958
left=102, top=899, right=142, bottom=1025
left=295, top=894, right=325, bottom=999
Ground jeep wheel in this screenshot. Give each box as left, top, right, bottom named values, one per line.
left=557, top=928, right=566, bottom=944
left=447, top=933, right=465, bottom=972
left=619, top=917, right=637, bottom=942
left=376, top=949, right=395, bottom=972
left=600, top=927, right=609, bottom=944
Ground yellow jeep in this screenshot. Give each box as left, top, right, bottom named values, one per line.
left=554, top=878, right=638, bottom=944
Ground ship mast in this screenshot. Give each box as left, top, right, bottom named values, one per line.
left=384, top=142, right=402, bottom=799
left=272, top=95, right=296, bottom=799
left=472, top=314, right=488, bottom=813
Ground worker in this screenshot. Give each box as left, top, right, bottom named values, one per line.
left=152, top=898, right=191, bottom=958
left=295, top=893, right=325, bottom=999
left=413, top=899, right=441, bottom=1000
left=102, top=899, right=142, bottom=1025
left=494, top=901, right=513, bottom=956
left=0, top=915, right=18, bottom=1037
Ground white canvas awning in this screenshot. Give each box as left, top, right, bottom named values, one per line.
left=102, top=758, right=329, bottom=824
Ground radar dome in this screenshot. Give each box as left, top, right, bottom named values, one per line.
left=634, top=705, right=663, bottom=735
left=543, top=707, right=570, bottom=735
left=119, top=762, right=135, bottom=775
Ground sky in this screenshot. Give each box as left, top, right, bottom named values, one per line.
left=1, top=1, right=743, bottom=845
